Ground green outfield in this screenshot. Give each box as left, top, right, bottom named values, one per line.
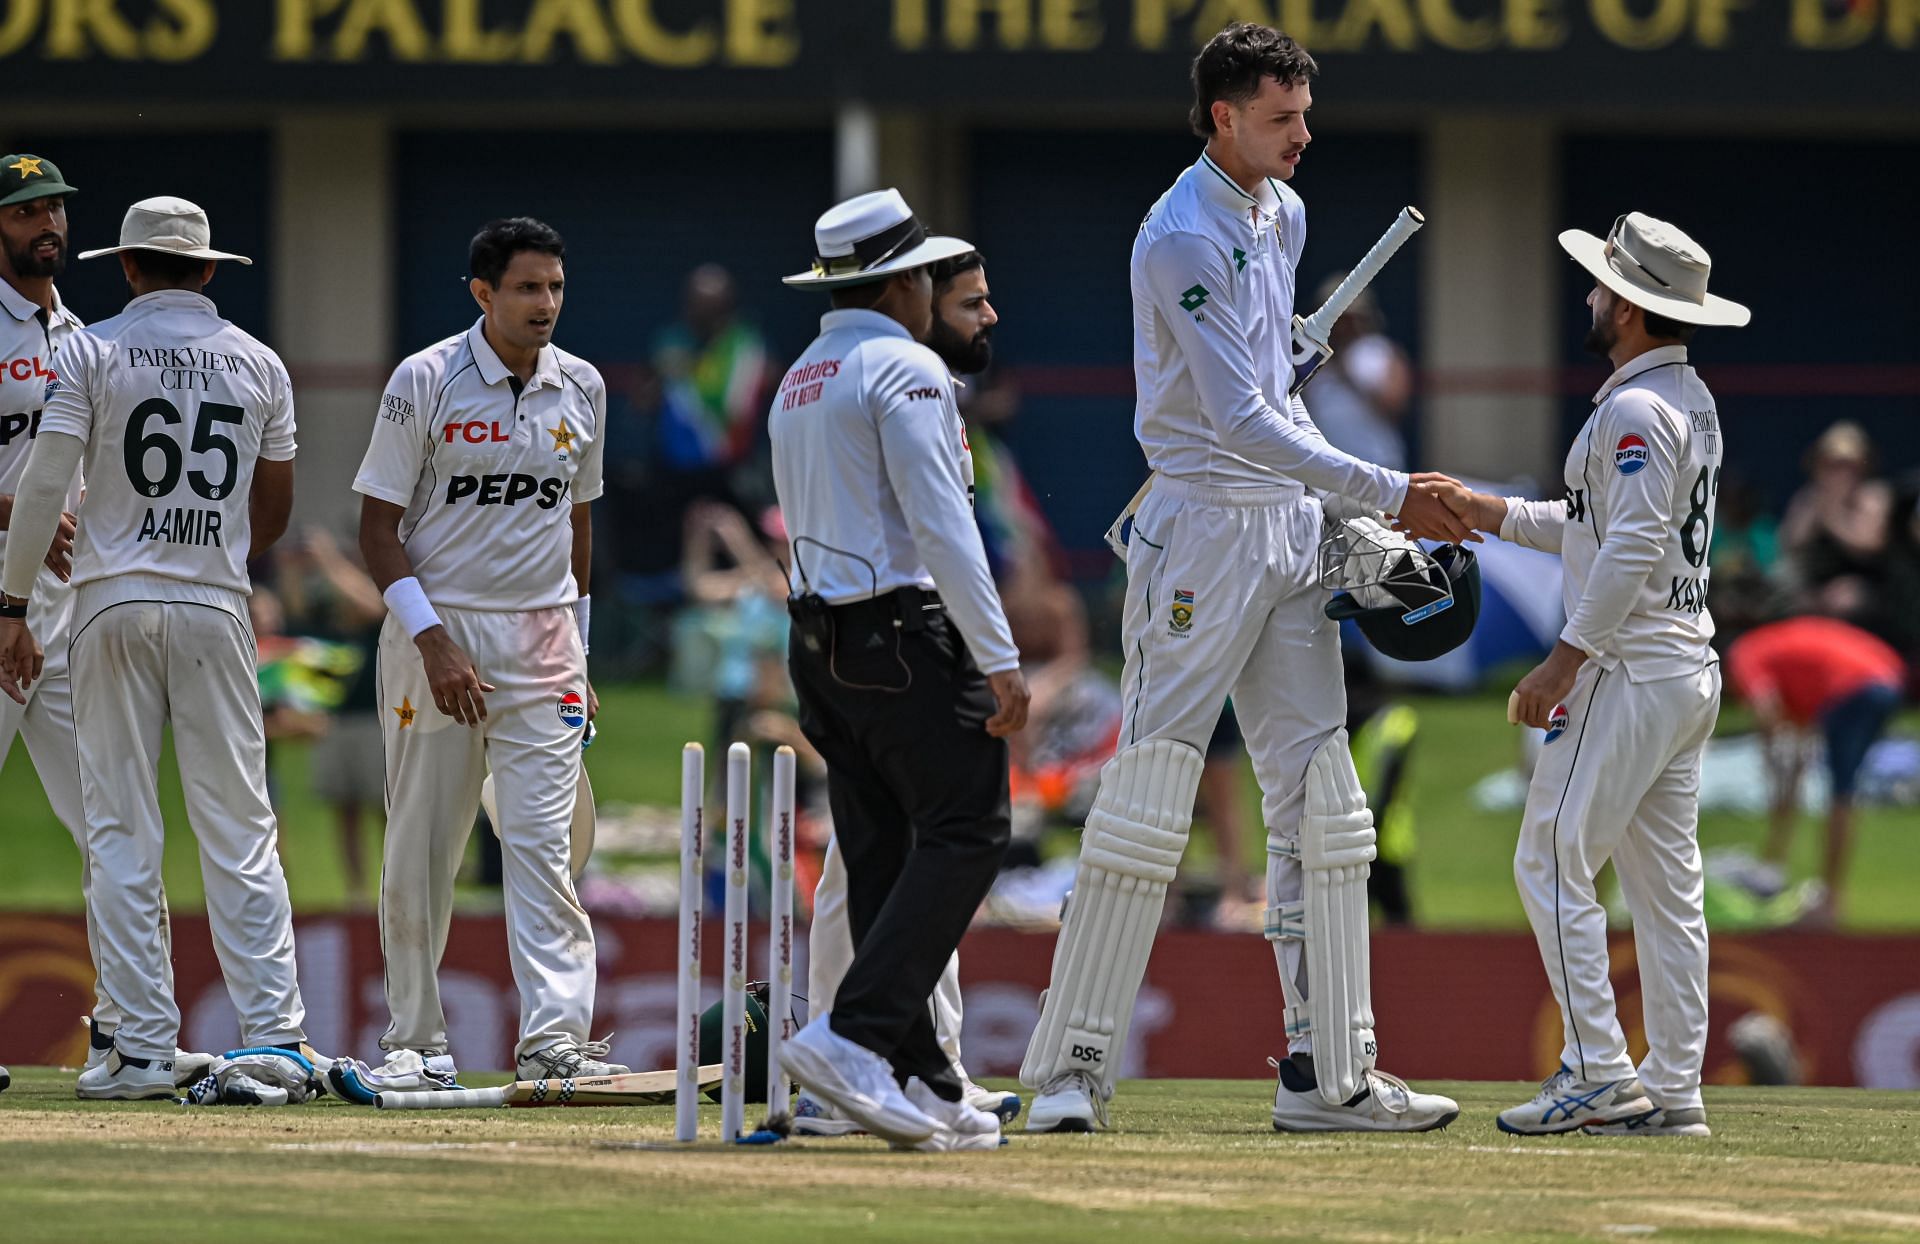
left=3, top=1070, right=1918, bottom=1242
left=4, top=682, right=1915, bottom=928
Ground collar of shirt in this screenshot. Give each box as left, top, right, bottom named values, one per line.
left=0, top=277, right=81, bottom=328
left=466, top=316, right=562, bottom=391
left=1593, top=344, right=1689, bottom=405
left=818, top=307, right=915, bottom=341
left=1195, top=152, right=1282, bottom=229
left=123, top=288, right=218, bottom=317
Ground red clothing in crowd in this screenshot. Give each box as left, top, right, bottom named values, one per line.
left=1726, top=617, right=1906, bottom=726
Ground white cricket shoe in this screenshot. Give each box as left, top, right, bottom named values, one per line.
left=1271, top=1055, right=1459, bottom=1133
left=778, top=1017, right=936, bottom=1146
left=891, top=1079, right=1003, bottom=1152
left=791, top=1090, right=866, bottom=1137
left=1025, top=1070, right=1108, bottom=1133
left=962, top=1079, right=1023, bottom=1124
left=76, top=1050, right=177, bottom=1100
left=516, top=1039, right=629, bottom=1080
left=1496, top=1064, right=1652, bottom=1136
left=1584, top=1105, right=1710, bottom=1138
left=80, top=1016, right=215, bottom=1086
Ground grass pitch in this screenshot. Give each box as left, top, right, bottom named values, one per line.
left=5, top=1071, right=1919, bottom=1242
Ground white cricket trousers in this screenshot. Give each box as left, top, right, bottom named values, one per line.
left=69, top=576, right=306, bottom=1061
left=808, top=833, right=967, bottom=1071
left=1515, top=660, right=1720, bottom=1109
left=377, top=604, right=596, bottom=1061
left=1119, top=477, right=1344, bottom=1057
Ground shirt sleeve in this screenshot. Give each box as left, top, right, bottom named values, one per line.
left=872, top=345, right=1020, bottom=675
left=0, top=431, right=84, bottom=600
left=571, top=366, right=607, bottom=504
left=1498, top=497, right=1567, bottom=553
left=1561, top=394, right=1682, bottom=660
left=35, top=327, right=103, bottom=443
left=259, top=356, right=298, bottom=462
left=1142, top=230, right=1408, bottom=513
left=352, top=359, right=434, bottom=507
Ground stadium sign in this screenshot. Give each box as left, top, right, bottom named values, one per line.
left=0, top=0, right=1911, bottom=105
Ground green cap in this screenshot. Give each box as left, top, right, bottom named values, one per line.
left=0, top=155, right=78, bottom=208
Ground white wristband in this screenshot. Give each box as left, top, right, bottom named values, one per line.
left=383, top=576, right=443, bottom=639
left=573, top=594, right=591, bottom=655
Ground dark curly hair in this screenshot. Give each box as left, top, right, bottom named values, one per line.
left=1189, top=23, right=1318, bottom=139
left=469, top=217, right=565, bottom=288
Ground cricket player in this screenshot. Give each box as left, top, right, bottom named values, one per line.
left=1433, top=212, right=1748, bottom=1137
left=796, top=249, right=1020, bottom=1135
left=354, top=217, right=622, bottom=1082
left=1020, top=23, right=1468, bottom=1133
left=0, top=196, right=310, bottom=1099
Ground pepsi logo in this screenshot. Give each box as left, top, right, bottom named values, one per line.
left=1544, top=703, right=1570, bottom=744
left=1614, top=433, right=1649, bottom=475
left=557, top=692, right=587, bottom=729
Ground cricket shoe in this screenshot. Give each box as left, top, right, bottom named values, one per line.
left=778, top=1017, right=936, bottom=1146
left=891, top=1078, right=1003, bottom=1152
left=962, top=1079, right=1023, bottom=1125
left=791, top=1090, right=866, bottom=1137
left=1496, top=1064, right=1652, bottom=1136
left=328, top=1051, right=462, bottom=1105
left=76, top=1050, right=177, bottom=1100
left=1024, top=1070, right=1108, bottom=1133
left=80, top=1017, right=215, bottom=1086
left=1271, top=1055, right=1459, bottom=1133
left=0, top=1065, right=10, bottom=1093
left=516, top=1039, right=628, bottom=1080
left=1584, top=1105, right=1711, bottom=1138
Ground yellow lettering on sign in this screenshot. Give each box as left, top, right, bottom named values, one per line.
left=894, top=0, right=930, bottom=48
left=1589, top=0, right=1687, bottom=50
left=1271, top=0, right=1331, bottom=48
left=726, top=0, right=798, bottom=65
left=611, top=0, right=716, bottom=66
left=274, top=0, right=342, bottom=61
left=1892, top=0, right=1918, bottom=48
left=1041, top=0, right=1102, bottom=48
left=1692, top=0, right=1746, bottom=47
left=1338, top=0, right=1420, bottom=52
left=333, top=0, right=431, bottom=60
left=1131, top=0, right=1199, bottom=49
left=946, top=0, right=1032, bottom=50
left=46, top=0, right=139, bottom=58
left=0, top=0, right=44, bottom=58
left=1789, top=0, right=1874, bottom=48
left=523, top=0, right=617, bottom=63
left=1508, top=0, right=1566, bottom=49
left=444, top=0, right=514, bottom=60
left=148, top=0, right=215, bottom=60
left=1419, top=0, right=1497, bottom=50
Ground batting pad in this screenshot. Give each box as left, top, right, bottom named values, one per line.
left=1021, top=739, right=1203, bottom=1091
left=1266, top=730, right=1378, bottom=1106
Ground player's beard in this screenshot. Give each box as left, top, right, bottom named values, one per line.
left=929, top=316, right=992, bottom=375
left=1582, top=317, right=1616, bottom=359
left=6, top=231, right=66, bottom=279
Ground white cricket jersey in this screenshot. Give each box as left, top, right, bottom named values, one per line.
left=1501, top=346, right=1722, bottom=683
left=353, top=319, right=603, bottom=612
left=768, top=308, right=1018, bottom=675
left=39, top=289, right=295, bottom=595
left=1131, top=153, right=1406, bottom=512
left=0, top=279, right=85, bottom=570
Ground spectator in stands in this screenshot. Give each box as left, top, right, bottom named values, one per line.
left=1883, top=471, right=1920, bottom=667
left=654, top=263, right=774, bottom=512
left=678, top=499, right=797, bottom=769
left=1726, top=616, right=1908, bottom=927
left=1708, top=472, right=1786, bottom=643
left=1299, top=275, right=1414, bottom=472
left=1781, top=421, right=1893, bottom=628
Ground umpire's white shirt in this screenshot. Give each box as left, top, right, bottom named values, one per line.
left=0, top=279, right=85, bottom=576
left=40, top=289, right=295, bottom=599
left=768, top=308, right=1017, bottom=674
left=353, top=319, right=605, bottom=612
left=1501, top=346, right=1721, bottom=682
left=1131, top=153, right=1406, bottom=511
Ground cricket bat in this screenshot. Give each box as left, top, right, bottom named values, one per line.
left=1288, top=206, right=1425, bottom=395
left=375, top=1064, right=722, bottom=1110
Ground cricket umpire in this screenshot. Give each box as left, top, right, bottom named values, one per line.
left=771, top=189, right=1028, bottom=1152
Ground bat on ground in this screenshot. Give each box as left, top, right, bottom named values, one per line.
left=1289, top=206, right=1425, bottom=395
left=375, top=1064, right=722, bottom=1109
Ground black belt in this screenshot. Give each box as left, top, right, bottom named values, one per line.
left=825, top=586, right=945, bottom=633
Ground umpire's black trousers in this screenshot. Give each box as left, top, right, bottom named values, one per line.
left=788, top=588, right=1010, bottom=1100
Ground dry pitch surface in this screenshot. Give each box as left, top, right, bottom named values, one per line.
left=4, top=1070, right=1919, bottom=1242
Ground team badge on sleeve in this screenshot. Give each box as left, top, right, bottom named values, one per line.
left=1614, top=434, right=1649, bottom=475
left=1544, top=703, right=1570, bottom=744
left=1169, top=587, right=1195, bottom=635
left=557, top=692, right=587, bottom=729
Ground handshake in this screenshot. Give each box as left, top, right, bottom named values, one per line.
left=1388, top=473, right=1504, bottom=546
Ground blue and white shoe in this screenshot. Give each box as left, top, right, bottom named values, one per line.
left=1584, top=1105, right=1711, bottom=1137
left=790, top=1089, right=866, bottom=1137
left=963, top=1080, right=1023, bottom=1125
left=1497, top=1065, right=1652, bottom=1135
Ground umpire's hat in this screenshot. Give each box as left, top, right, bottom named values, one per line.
left=1327, top=543, right=1482, bottom=663
left=0, top=154, right=77, bottom=208
left=784, top=189, right=973, bottom=289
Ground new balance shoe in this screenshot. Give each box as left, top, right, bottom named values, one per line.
left=778, top=1018, right=936, bottom=1146
left=1496, top=1065, right=1652, bottom=1135
left=79, top=1016, right=215, bottom=1086
left=1025, top=1070, right=1108, bottom=1133
left=1584, top=1105, right=1711, bottom=1137
left=962, top=1079, right=1023, bottom=1124
left=516, top=1039, right=629, bottom=1080
left=1272, top=1055, right=1459, bottom=1133
left=76, top=1050, right=177, bottom=1100
left=791, top=1090, right=866, bottom=1137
